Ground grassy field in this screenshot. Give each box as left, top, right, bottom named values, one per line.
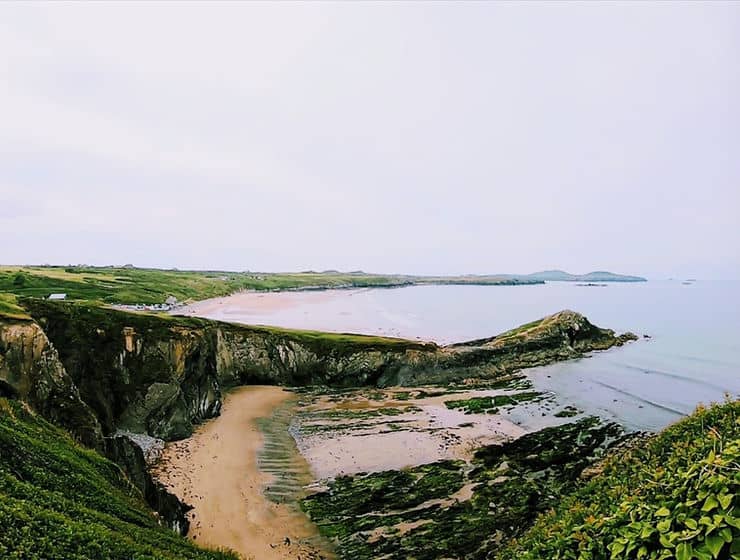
left=0, top=266, right=407, bottom=305
left=0, top=398, right=237, bottom=560
left=0, top=265, right=539, bottom=305
left=0, top=294, right=31, bottom=320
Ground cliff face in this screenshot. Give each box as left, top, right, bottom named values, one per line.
left=19, top=300, right=636, bottom=445
left=380, top=310, right=637, bottom=386
left=25, top=303, right=223, bottom=441
left=0, top=317, right=103, bottom=450
left=214, top=327, right=430, bottom=388
left=22, top=300, right=435, bottom=440
left=0, top=313, right=194, bottom=534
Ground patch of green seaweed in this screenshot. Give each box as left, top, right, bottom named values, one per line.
left=444, top=391, right=546, bottom=414
left=301, top=417, right=624, bottom=559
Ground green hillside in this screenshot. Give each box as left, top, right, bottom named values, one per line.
left=0, top=265, right=416, bottom=304
left=0, top=398, right=237, bottom=560
left=502, top=400, right=738, bottom=560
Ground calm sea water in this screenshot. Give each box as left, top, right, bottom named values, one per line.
left=206, top=281, right=740, bottom=432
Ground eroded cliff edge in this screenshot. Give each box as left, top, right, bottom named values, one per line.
left=10, top=299, right=636, bottom=444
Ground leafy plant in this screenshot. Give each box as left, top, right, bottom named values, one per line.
left=501, top=400, right=739, bottom=560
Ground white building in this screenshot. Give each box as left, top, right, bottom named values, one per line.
left=48, top=293, right=67, bottom=300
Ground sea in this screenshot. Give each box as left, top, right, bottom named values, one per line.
left=191, top=280, right=740, bottom=432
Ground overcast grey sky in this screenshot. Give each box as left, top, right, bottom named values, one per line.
left=1, top=2, right=738, bottom=278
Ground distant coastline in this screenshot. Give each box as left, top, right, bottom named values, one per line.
left=0, top=265, right=646, bottom=308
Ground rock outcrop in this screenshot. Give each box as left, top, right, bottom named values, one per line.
left=0, top=317, right=104, bottom=450
left=0, top=313, right=191, bottom=534
left=19, top=300, right=636, bottom=444
left=105, top=433, right=192, bottom=535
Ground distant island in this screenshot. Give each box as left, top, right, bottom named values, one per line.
left=520, top=270, right=647, bottom=282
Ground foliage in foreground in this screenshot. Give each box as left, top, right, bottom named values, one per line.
left=503, top=400, right=739, bottom=560
left=0, top=398, right=237, bottom=560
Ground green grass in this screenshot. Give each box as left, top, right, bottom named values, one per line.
left=0, top=293, right=30, bottom=320
left=251, top=323, right=436, bottom=352
left=20, top=298, right=435, bottom=357
left=0, top=266, right=415, bottom=304
left=502, top=400, right=739, bottom=560
left=0, top=265, right=540, bottom=305
left=0, top=398, right=237, bottom=560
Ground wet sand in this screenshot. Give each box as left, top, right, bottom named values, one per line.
left=150, top=384, right=557, bottom=558
left=152, top=386, right=330, bottom=560
left=293, top=388, right=532, bottom=480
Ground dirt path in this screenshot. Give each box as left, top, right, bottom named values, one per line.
left=152, top=386, right=330, bottom=560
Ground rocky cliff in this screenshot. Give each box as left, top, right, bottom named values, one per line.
left=0, top=311, right=195, bottom=534
left=0, top=316, right=103, bottom=450
left=16, top=300, right=635, bottom=444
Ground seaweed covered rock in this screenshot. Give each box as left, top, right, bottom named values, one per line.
left=301, top=417, right=626, bottom=559
left=501, top=400, right=739, bottom=560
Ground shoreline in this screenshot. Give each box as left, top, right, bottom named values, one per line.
left=172, top=288, right=435, bottom=342
left=151, top=386, right=331, bottom=560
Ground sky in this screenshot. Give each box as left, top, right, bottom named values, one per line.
left=0, top=2, right=738, bottom=279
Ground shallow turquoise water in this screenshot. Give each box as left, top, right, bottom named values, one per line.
left=211, top=280, right=740, bottom=431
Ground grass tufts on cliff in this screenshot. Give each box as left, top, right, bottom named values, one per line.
left=501, top=399, right=739, bottom=560
left=0, top=294, right=30, bottom=321
left=22, top=297, right=435, bottom=354
left=0, top=397, right=237, bottom=560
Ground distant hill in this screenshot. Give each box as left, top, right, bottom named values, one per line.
left=524, top=270, right=646, bottom=282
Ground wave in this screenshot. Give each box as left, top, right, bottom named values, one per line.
left=613, top=363, right=730, bottom=393
left=591, top=380, right=687, bottom=417
left=667, top=353, right=740, bottom=369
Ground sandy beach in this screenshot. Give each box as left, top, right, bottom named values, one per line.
left=176, top=290, right=343, bottom=321
left=293, top=388, right=530, bottom=480
left=152, top=386, right=330, bottom=560
left=174, top=288, right=420, bottom=340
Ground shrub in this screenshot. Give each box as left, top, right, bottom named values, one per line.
left=501, top=400, right=739, bottom=560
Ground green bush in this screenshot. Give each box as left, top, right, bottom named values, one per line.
left=501, top=400, right=739, bottom=560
